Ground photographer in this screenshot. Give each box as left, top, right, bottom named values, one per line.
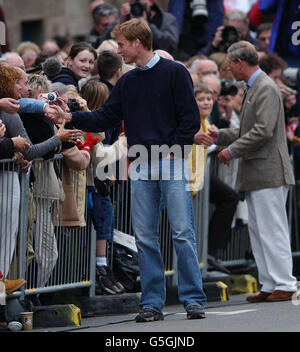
left=89, top=2, right=119, bottom=49
left=119, top=0, right=179, bottom=57
left=201, top=9, right=259, bottom=56
left=216, top=80, right=239, bottom=129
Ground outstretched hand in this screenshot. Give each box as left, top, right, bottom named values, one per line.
left=208, top=125, right=218, bottom=140
left=44, top=104, right=71, bottom=125
left=56, top=119, right=82, bottom=143
left=194, top=131, right=215, bottom=147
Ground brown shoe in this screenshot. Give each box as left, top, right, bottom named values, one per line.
left=246, top=291, right=271, bottom=303
left=265, top=290, right=295, bottom=302
left=4, top=278, right=26, bottom=294
left=0, top=321, right=7, bottom=330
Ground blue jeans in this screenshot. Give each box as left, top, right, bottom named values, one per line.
left=130, top=158, right=206, bottom=312
left=88, top=186, right=114, bottom=243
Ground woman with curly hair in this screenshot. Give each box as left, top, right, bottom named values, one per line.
left=0, top=63, right=82, bottom=292
left=0, top=62, right=21, bottom=99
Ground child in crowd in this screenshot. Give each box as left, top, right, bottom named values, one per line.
left=188, top=84, right=214, bottom=195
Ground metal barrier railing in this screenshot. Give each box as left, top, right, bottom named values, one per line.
left=0, top=155, right=95, bottom=300
left=2, top=151, right=299, bottom=302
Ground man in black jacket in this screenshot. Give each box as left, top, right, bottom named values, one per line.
left=119, top=0, right=179, bottom=57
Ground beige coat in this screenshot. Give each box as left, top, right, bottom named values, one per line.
left=217, top=71, right=294, bottom=192
left=187, top=117, right=211, bottom=196
left=53, top=146, right=90, bottom=227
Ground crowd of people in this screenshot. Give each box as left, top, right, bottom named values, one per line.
left=0, top=0, right=300, bottom=325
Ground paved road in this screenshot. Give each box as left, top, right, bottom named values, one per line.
left=37, top=293, right=300, bottom=334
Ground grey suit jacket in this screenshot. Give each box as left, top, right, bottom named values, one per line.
left=217, top=71, right=295, bottom=192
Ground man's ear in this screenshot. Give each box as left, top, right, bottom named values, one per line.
left=132, top=38, right=140, bottom=48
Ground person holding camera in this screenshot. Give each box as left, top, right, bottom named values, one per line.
left=119, top=0, right=179, bottom=57
left=201, top=9, right=259, bottom=56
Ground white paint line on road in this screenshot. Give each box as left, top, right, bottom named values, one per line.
left=176, top=309, right=257, bottom=316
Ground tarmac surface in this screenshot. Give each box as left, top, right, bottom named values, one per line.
left=33, top=292, right=300, bottom=334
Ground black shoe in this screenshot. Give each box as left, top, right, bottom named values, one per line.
left=96, top=266, right=118, bottom=295
left=207, top=254, right=231, bottom=275
left=103, top=265, right=125, bottom=293
left=186, top=305, right=205, bottom=320
left=135, top=308, right=164, bottom=323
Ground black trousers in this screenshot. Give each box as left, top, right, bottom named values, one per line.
left=208, top=175, right=240, bottom=253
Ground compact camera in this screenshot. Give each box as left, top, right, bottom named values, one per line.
left=67, top=98, right=80, bottom=112
left=42, top=92, right=57, bottom=102
left=220, top=80, right=238, bottom=97
left=130, top=0, right=145, bottom=18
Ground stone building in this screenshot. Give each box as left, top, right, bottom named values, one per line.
left=1, top=0, right=168, bottom=51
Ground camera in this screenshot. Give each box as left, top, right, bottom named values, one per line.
left=190, top=0, right=208, bottom=18
left=94, top=177, right=111, bottom=197
left=130, top=0, right=145, bottom=18
left=220, top=26, right=239, bottom=51
left=283, top=67, right=300, bottom=86
left=42, top=92, right=57, bottom=102
left=220, top=80, right=238, bottom=97
left=67, top=98, right=80, bottom=112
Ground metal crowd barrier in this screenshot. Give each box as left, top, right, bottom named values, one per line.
left=2, top=151, right=299, bottom=302
left=0, top=155, right=96, bottom=301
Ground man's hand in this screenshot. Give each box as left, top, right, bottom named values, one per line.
left=194, top=131, right=215, bottom=147
left=11, top=135, right=31, bottom=152
left=207, top=125, right=219, bottom=141
left=44, top=104, right=71, bottom=125
left=13, top=152, right=30, bottom=173
left=0, top=98, right=20, bottom=114
left=212, top=26, right=224, bottom=48
left=217, top=148, right=232, bottom=165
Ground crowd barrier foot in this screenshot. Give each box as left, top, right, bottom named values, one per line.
left=204, top=281, right=229, bottom=302
left=76, top=293, right=141, bottom=317
left=221, top=274, right=258, bottom=294
left=33, top=304, right=81, bottom=328
left=166, top=281, right=229, bottom=305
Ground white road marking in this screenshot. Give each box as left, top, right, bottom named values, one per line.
left=176, top=309, right=257, bottom=316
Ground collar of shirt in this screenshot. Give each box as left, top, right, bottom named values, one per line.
left=247, top=67, right=262, bottom=88
left=142, top=53, right=160, bottom=70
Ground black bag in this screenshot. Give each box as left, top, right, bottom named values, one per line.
left=112, top=244, right=139, bottom=292
left=94, top=177, right=110, bottom=197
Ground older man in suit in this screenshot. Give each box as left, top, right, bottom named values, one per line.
left=202, top=41, right=298, bottom=302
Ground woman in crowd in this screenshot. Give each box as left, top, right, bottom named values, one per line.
left=0, top=63, right=80, bottom=288
left=47, top=42, right=97, bottom=92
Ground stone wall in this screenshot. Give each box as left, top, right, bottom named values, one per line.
left=2, top=0, right=170, bottom=51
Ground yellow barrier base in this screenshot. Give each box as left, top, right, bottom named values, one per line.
left=204, top=281, right=229, bottom=302
left=33, top=304, right=81, bottom=328
left=222, top=274, right=258, bottom=294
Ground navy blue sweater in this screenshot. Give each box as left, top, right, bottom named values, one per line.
left=72, top=57, right=200, bottom=151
